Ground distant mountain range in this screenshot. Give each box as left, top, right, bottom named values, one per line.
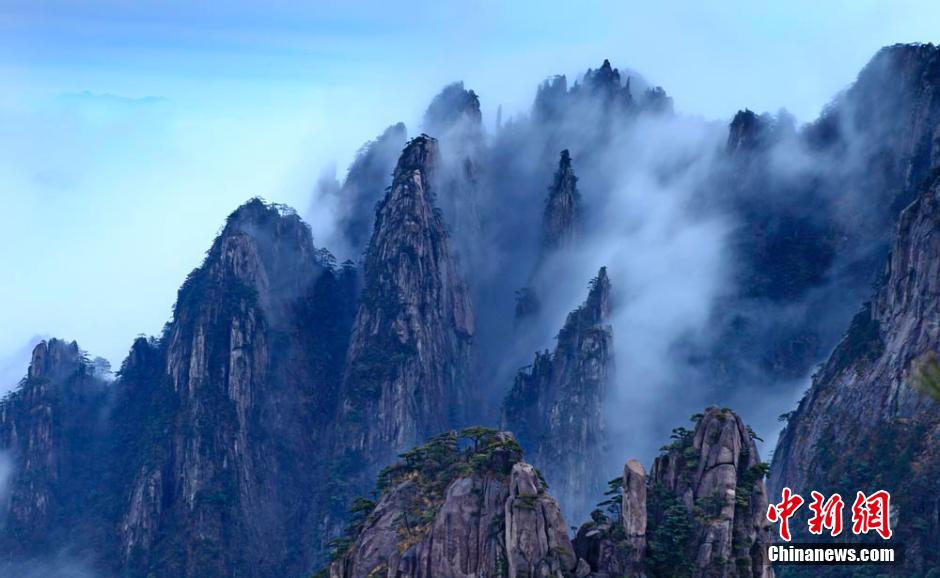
left=3, top=43, right=940, bottom=577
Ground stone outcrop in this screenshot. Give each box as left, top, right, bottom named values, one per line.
left=726, top=109, right=768, bottom=153
left=0, top=339, right=107, bottom=554
left=505, top=461, right=579, bottom=578
left=541, top=149, right=581, bottom=254
left=503, top=268, right=612, bottom=523
left=621, top=459, right=648, bottom=571
left=337, top=135, right=475, bottom=475
left=771, top=170, right=940, bottom=573
left=329, top=429, right=577, bottom=578
left=574, top=407, right=773, bottom=578
left=647, top=408, right=772, bottom=578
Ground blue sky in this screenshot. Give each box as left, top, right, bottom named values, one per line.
left=1, top=0, right=939, bottom=384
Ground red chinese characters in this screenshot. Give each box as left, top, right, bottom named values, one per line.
left=807, top=491, right=844, bottom=536
left=851, top=490, right=892, bottom=539
left=767, top=486, right=804, bottom=541
left=766, top=488, right=893, bottom=540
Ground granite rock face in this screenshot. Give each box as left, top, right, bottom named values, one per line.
left=771, top=170, right=940, bottom=573
left=329, top=430, right=578, bottom=578
left=0, top=200, right=359, bottom=578
left=337, top=135, right=476, bottom=476
left=119, top=199, right=358, bottom=578
left=504, top=268, right=612, bottom=523
left=0, top=339, right=108, bottom=554
left=621, top=459, right=648, bottom=571
left=541, top=149, right=581, bottom=255
left=575, top=407, right=773, bottom=578
left=647, top=408, right=772, bottom=578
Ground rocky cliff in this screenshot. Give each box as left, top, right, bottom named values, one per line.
left=504, top=267, right=612, bottom=523
left=770, top=170, right=940, bottom=574
left=336, top=135, right=476, bottom=480
left=0, top=339, right=109, bottom=556
left=574, top=407, right=773, bottom=578
left=329, top=407, right=771, bottom=578
left=0, top=200, right=359, bottom=578
left=327, top=429, right=577, bottom=578
left=120, top=198, right=358, bottom=578
left=692, top=43, right=940, bottom=406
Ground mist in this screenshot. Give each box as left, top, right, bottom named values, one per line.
left=1, top=2, right=938, bottom=545
left=5, top=1, right=940, bottom=380
left=297, top=43, right=939, bottom=526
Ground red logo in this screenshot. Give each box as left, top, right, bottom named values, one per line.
left=851, top=490, right=892, bottom=540
left=766, top=487, right=804, bottom=542
left=767, top=488, right=893, bottom=541
left=807, top=491, right=844, bottom=536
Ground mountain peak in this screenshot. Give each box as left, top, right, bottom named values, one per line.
left=586, top=58, right=621, bottom=88
left=569, top=266, right=610, bottom=331
left=503, top=266, right=613, bottom=522
left=392, top=134, right=438, bottom=181
left=177, top=198, right=321, bottom=322
left=422, top=82, right=482, bottom=135
left=221, top=197, right=309, bottom=245
left=337, top=130, right=474, bottom=469
left=727, top=108, right=767, bottom=152
left=542, top=149, right=581, bottom=252
left=27, top=338, right=81, bottom=381
left=580, top=58, right=632, bottom=106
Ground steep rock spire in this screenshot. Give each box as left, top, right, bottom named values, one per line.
left=503, top=267, right=612, bottom=522
left=337, top=135, right=475, bottom=470
left=541, top=149, right=582, bottom=252
left=646, top=408, right=773, bottom=578
left=574, top=408, right=774, bottom=578
left=514, top=150, right=583, bottom=326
